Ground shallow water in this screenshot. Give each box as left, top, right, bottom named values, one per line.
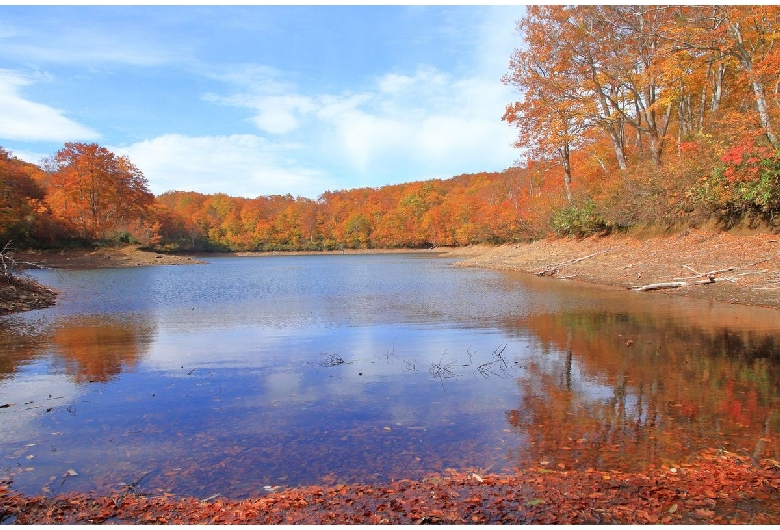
left=1, top=253, right=780, bottom=498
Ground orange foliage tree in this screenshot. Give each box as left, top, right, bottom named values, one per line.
left=0, top=148, right=56, bottom=244
left=150, top=171, right=530, bottom=252
left=45, top=143, right=155, bottom=241
left=503, top=5, right=780, bottom=233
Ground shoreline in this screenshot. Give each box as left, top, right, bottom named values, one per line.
left=0, top=246, right=450, bottom=315
left=4, top=228, right=780, bottom=315
left=2, top=449, right=778, bottom=524
left=451, top=228, right=780, bottom=311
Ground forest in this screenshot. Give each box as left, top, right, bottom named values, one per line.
left=2, top=5, right=780, bottom=253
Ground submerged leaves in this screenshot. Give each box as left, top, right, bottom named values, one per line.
left=3, top=449, right=779, bottom=525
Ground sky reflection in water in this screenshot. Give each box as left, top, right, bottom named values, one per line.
left=2, top=254, right=780, bottom=499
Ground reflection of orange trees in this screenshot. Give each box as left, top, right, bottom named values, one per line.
left=504, top=311, right=780, bottom=472
left=507, top=359, right=672, bottom=472
left=0, top=327, right=47, bottom=381
left=51, top=317, right=154, bottom=383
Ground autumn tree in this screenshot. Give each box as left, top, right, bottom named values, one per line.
left=503, top=5, right=780, bottom=232
left=45, top=143, right=154, bottom=241
left=672, top=6, right=780, bottom=145
left=558, top=6, right=631, bottom=171
left=0, top=148, right=54, bottom=244
left=503, top=6, right=591, bottom=202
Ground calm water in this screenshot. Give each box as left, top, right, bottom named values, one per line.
left=2, top=253, right=780, bottom=499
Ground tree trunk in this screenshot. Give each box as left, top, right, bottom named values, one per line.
left=726, top=15, right=779, bottom=144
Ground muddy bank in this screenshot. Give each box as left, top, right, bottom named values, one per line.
left=452, top=228, right=780, bottom=310
left=13, top=245, right=206, bottom=270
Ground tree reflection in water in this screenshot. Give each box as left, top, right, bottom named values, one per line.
left=49, top=316, right=155, bottom=383
left=503, top=310, right=780, bottom=472
left=0, top=315, right=155, bottom=384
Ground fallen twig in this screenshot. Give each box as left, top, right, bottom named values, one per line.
left=535, top=252, right=599, bottom=277
left=673, top=267, right=735, bottom=281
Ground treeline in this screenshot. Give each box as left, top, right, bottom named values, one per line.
left=502, top=5, right=780, bottom=234
left=120, top=170, right=531, bottom=251
left=1, top=144, right=532, bottom=251
left=3, top=6, right=780, bottom=252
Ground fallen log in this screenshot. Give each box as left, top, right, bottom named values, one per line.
left=631, top=263, right=772, bottom=291
left=629, top=275, right=715, bottom=292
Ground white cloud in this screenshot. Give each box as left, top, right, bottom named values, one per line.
left=315, top=93, right=373, bottom=120
left=474, top=6, right=526, bottom=78
left=208, top=93, right=316, bottom=135
left=203, top=63, right=292, bottom=94
left=250, top=95, right=317, bottom=134
left=3, top=147, right=49, bottom=166
left=203, top=64, right=317, bottom=134
left=312, top=67, right=517, bottom=179
left=0, top=70, right=100, bottom=142
left=113, top=133, right=332, bottom=199
left=201, top=60, right=517, bottom=186
left=377, top=73, right=414, bottom=94
left=198, top=8, right=524, bottom=187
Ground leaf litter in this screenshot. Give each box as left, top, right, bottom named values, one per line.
left=2, top=449, right=779, bottom=524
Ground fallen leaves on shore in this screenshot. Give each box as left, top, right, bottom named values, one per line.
left=2, top=449, right=779, bottom=524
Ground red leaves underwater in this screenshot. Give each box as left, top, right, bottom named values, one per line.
left=2, top=449, right=780, bottom=524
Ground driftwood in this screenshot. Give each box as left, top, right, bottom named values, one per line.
left=630, top=261, right=772, bottom=292
left=535, top=252, right=599, bottom=277
left=0, top=241, right=13, bottom=276
left=630, top=275, right=716, bottom=292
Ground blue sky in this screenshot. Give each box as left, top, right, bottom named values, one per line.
left=0, top=5, right=526, bottom=199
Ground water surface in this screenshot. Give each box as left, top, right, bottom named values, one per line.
left=2, top=254, right=780, bottom=498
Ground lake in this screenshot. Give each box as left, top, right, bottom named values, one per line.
left=2, top=253, right=780, bottom=499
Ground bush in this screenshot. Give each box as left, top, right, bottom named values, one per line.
left=550, top=199, right=606, bottom=237
left=693, top=141, right=780, bottom=221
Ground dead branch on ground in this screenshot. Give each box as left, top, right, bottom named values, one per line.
left=629, top=276, right=717, bottom=292
left=535, top=252, right=599, bottom=277
left=0, top=241, right=14, bottom=277
left=630, top=259, right=774, bottom=292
